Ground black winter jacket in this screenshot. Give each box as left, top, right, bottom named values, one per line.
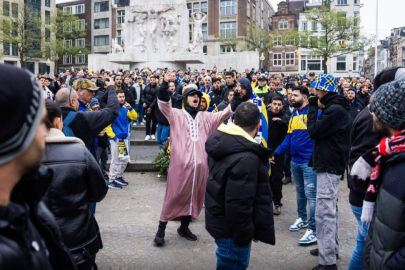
left=100, top=87, right=135, bottom=109
left=62, top=85, right=119, bottom=157
left=357, top=91, right=370, bottom=107
left=0, top=168, right=77, bottom=270
left=42, top=129, right=108, bottom=266
left=348, top=101, right=363, bottom=124
left=364, top=153, right=405, bottom=270
left=267, top=110, right=289, bottom=153
left=142, top=84, right=159, bottom=110
left=349, top=108, right=383, bottom=207
left=307, top=93, right=351, bottom=175
left=205, top=129, right=275, bottom=247
left=153, top=82, right=175, bottom=126
left=209, top=88, right=223, bottom=107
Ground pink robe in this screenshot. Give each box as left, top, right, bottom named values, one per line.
left=158, top=99, right=233, bottom=222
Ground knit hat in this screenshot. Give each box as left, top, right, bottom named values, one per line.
left=373, top=67, right=405, bottom=92
left=310, top=74, right=338, bottom=92
left=89, top=98, right=100, bottom=108
left=0, top=64, right=44, bottom=165
left=370, top=78, right=405, bottom=130
left=348, top=87, right=357, bottom=94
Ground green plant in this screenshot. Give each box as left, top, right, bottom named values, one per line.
left=153, top=151, right=170, bottom=176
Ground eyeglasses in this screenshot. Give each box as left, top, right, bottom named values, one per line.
left=68, top=88, right=74, bottom=103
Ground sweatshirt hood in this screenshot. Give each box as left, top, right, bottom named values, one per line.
left=206, top=123, right=271, bottom=163
left=201, top=92, right=210, bottom=111
left=239, top=78, right=253, bottom=102
left=321, top=92, right=351, bottom=111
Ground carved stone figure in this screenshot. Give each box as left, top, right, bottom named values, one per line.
left=112, top=38, right=124, bottom=53
left=127, top=13, right=147, bottom=52
left=190, top=12, right=207, bottom=52
left=161, top=13, right=181, bottom=52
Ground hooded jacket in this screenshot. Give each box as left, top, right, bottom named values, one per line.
left=208, top=87, right=223, bottom=108
left=205, top=123, right=275, bottom=247
left=307, top=92, right=351, bottom=175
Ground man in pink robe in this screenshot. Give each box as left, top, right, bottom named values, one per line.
left=153, top=71, right=242, bottom=246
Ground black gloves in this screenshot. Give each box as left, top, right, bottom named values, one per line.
left=231, top=91, right=243, bottom=112
left=308, top=94, right=318, bottom=106
left=270, top=152, right=278, bottom=159
left=158, top=81, right=170, bottom=102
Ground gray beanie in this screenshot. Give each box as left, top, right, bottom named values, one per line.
left=370, top=78, right=405, bottom=130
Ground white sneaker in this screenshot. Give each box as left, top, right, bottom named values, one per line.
left=289, top=217, right=308, bottom=231
left=298, top=229, right=317, bottom=245
left=144, top=135, right=151, bottom=141
left=140, top=122, right=145, bottom=125
left=133, top=122, right=137, bottom=126
left=151, top=135, right=156, bottom=140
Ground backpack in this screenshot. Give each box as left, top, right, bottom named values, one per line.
left=62, top=111, right=77, bottom=137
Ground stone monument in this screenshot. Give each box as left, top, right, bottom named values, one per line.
left=88, top=0, right=204, bottom=71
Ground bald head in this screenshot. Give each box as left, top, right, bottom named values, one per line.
left=55, top=88, right=79, bottom=111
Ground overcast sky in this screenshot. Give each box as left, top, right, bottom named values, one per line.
left=268, top=0, right=405, bottom=40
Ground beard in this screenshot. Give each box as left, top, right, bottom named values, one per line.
left=291, top=99, right=304, bottom=108
left=372, top=117, right=391, bottom=136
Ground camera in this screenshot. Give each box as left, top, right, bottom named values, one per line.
left=96, top=78, right=107, bottom=88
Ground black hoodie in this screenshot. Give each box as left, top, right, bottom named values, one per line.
left=205, top=125, right=275, bottom=247
left=307, top=92, right=351, bottom=175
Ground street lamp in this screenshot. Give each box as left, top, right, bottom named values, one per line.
left=260, top=52, right=265, bottom=71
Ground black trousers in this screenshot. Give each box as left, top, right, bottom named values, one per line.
left=145, top=111, right=157, bottom=135
left=270, top=154, right=285, bottom=206
left=284, top=148, right=292, bottom=178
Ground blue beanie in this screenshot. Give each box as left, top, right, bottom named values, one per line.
left=89, top=98, right=99, bottom=108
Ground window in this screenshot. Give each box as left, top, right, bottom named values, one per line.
left=117, top=30, right=122, bottom=45
left=336, top=56, right=346, bottom=71
left=337, top=0, right=347, bottom=5
left=353, top=56, right=357, bottom=71
left=76, top=19, right=85, bottom=30
left=117, top=10, right=125, bottom=24
left=220, top=0, right=236, bottom=16
left=193, top=3, right=199, bottom=13
left=354, top=0, right=359, bottom=4
left=354, top=12, right=360, bottom=26
left=301, top=60, right=306, bottom=71
left=114, top=0, right=129, bottom=7
left=11, top=3, right=17, bottom=17
left=203, top=45, right=207, bottom=54
left=76, top=54, right=85, bottom=64
left=39, top=63, right=49, bottom=75
left=279, top=20, right=288, bottom=29
left=321, top=24, right=326, bottom=31
left=286, top=52, right=295, bottom=66
left=12, top=22, right=17, bottom=36
left=3, top=1, right=10, bottom=17
left=94, top=18, right=109, bottom=29
left=189, top=24, right=193, bottom=41
left=76, top=38, right=85, bottom=47
left=220, top=45, right=235, bottom=54
left=63, top=6, right=72, bottom=15
left=220, top=22, right=236, bottom=39
left=187, top=3, right=192, bottom=17
left=94, top=35, right=109, bottom=46
left=63, top=39, right=72, bottom=48
left=286, top=36, right=295, bottom=46
left=94, top=1, right=109, bottom=13
left=12, top=44, right=18, bottom=56
left=247, top=0, right=250, bottom=18
left=307, top=60, right=322, bottom=71
left=301, top=22, right=307, bottom=31
left=45, top=28, right=50, bottom=42
left=64, top=22, right=72, bottom=32
left=45, top=0, right=50, bottom=7
left=201, top=2, right=207, bottom=15
left=273, top=36, right=281, bottom=46
left=273, top=53, right=282, bottom=66
left=24, top=62, right=35, bottom=74
left=3, top=44, right=10, bottom=55
left=202, top=23, right=207, bottom=41
left=63, top=55, right=72, bottom=64
left=252, top=4, right=256, bottom=21
left=75, top=4, right=84, bottom=14
left=311, top=21, right=317, bottom=31
left=45, top=11, right=50, bottom=25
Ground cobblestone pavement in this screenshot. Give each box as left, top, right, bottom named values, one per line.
left=95, top=172, right=357, bottom=270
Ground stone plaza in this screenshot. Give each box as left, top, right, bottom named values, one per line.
left=95, top=172, right=357, bottom=270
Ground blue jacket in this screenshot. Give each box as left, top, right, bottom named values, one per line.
left=275, top=105, right=319, bottom=164
left=106, top=106, right=137, bottom=140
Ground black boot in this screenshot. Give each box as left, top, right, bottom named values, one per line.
left=177, top=216, right=197, bottom=241
left=310, top=248, right=339, bottom=259
left=312, top=264, right=337, bottom=270
left=154, top=221, right=167, bottom=246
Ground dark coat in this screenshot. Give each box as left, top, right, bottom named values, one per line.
left=208, top=88, right=223, bottom=108
left=100, top=87, right=135, bottom=109
left=267, top=109, right=289, bottom=153
left=364, top=153, right=405, bottom=270
left=205, top=130, right=275, bottom=247
left=348, top=101, right=363, bottom=124
left=357, top=91, right=370, bottom=107
left=142, top=84, right=159, bottom=110
left=349, top=108, right=383, bottom=207
left=0, top=168, right=77, bottom=270
left=307, top=93, right=351, bottom=175
left=61, top=86, right=119, bottom=157
left=153, top=82, right=175, bottom=126
left=42, top=132, right=108, bottom=266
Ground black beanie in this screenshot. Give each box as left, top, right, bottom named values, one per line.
left=373, top=67, right=405, bottom=91
left=0, top=64, right=44, bottom=165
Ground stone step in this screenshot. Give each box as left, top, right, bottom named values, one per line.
left=106, top=160, right=158, bottom=172
left=130, top=139, right=157, bottom=146
left=132, top=125, right=146, bottom=131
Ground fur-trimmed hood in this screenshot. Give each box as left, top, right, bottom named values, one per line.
left=45, top=128, right=84, bottom=145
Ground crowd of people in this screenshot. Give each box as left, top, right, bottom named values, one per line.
left=1, top=62, right=405, bottom=270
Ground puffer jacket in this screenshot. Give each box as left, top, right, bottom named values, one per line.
left=307, top=93, right=351, bottom=175
left=0, top=167, right=77, bottom=270
left=142, top=83, right=159, bottom=110
left=205, top=123, right=275, bottom=247
left=42, top=129, right=108, bottom=267
left=363, top=152, right=405, bottom=270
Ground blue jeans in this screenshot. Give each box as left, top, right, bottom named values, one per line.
left=348, top=205, right=369, bottom=270
left=135, top=103, right=144, bottom=124
left=290, top=161, right=317, bottom=231
left=157, top=124, right=170, bottom=150
left=215, top=238, right=251, bottom=270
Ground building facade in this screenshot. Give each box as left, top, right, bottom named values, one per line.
left=1, top=0, right=56, bottom=74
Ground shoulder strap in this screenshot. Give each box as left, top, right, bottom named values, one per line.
left=63, top=111, right=77, bottom=126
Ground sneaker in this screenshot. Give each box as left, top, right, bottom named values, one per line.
left=133, top=122, right=137, bottom=126
left=273, top=205, right=281, bottom=215
left=310, top=249, right=339, bottom=259
left=151, top=135, right=156, bottom=140
left=154, top=229, right=165, bottom=246
left=312, top=264, right=337, bottom=270
left=298, top=229, right=317, bottom=245
left=145, top=135, right=151, bottom=141
left=114, top=177, right=128, bottom=186
left=282, top=176, right=292, bottom=185
left=177, top=226, right=197, bottom=241
left=289, top=218, right=308, bottom=231
left=108, top=181, right=122, bottom=189
left=140, top=122, right=145, bottom=125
